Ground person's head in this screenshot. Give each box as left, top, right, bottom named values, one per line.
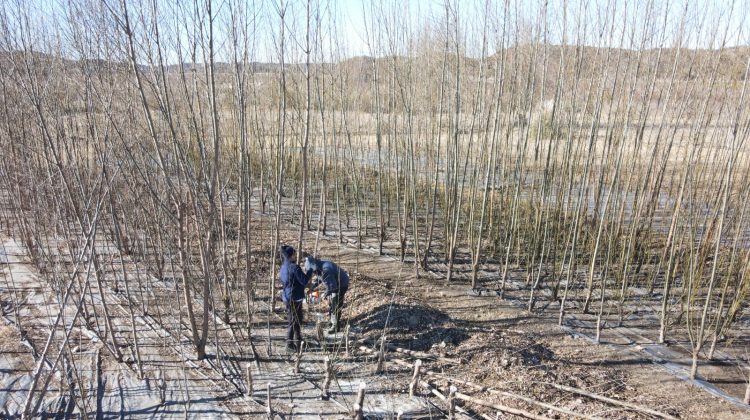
left=304, top=256, right=322, bottom=274
left=280, top=244, right=295, bottom=260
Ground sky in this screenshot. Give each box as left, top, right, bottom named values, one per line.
left=4, top=0, right=748, bottom=64
left=262, top=0, right=749, bottom=61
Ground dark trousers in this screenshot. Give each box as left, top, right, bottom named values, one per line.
left=328, top=287, right=347, bottom=323
left=286, top=300, right=303, bottom=344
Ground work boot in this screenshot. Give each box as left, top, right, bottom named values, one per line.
left=326, top=315, right=339, bottom=334
left=286, top=341, right=297, bottom=352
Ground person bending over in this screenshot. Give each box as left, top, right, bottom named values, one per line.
left=304, top=256, right=350, bottom=334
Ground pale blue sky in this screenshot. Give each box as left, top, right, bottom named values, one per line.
left=275, top=0, right=749, bottom=61
left=5, top=0, right=748, bottom=63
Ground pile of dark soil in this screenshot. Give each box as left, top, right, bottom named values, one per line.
left=346, top=274, right=469, bottom=351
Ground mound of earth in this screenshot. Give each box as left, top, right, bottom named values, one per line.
left=346, top=274, right=469, bottom=351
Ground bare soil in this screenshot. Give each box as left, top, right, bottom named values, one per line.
left=334, top=257, right=749, bottom=419
left=2, top=190, right=748, bottom=419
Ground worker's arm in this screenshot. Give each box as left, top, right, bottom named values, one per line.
left=303, top=256, right=322, bottom=291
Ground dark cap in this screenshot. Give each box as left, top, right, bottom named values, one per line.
left=280, top=245, right=295, bottom=258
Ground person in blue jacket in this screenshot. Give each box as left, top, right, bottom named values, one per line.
left=279, top=245, right=309, bottom=350
left=304, top=256, right=350, bottom=333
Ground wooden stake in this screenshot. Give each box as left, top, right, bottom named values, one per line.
left=352, top=382, right=366, bottom=419
left=376, top=336, right=386, bottom=374
left=266, top=382, right=273, bottom=417
left=448, top=385, right=457, bottom=419
left=246, top=365, right=253, bottom=397
left=294, top=340, right=304, bottom=373
left=321, top=356, right=332, bottom=400
left=409, top=359, right=422, bottom=397
left=344, top=324, right=350, bottom=356
left=156, top=368, right=167, bottom=404
left=418, top=380, right=473, bottom=418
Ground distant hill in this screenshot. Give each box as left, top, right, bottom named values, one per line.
left=164, top=62, right=282, bottom=74
left=2, top=44, right=747, bottom=89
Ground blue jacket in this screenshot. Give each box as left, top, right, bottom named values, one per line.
left=305, top=257, right=349, bottom=297
left=280, top=253, right=309, bottom=304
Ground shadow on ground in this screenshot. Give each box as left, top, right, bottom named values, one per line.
left=350, top=303, right=470, bottom=351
